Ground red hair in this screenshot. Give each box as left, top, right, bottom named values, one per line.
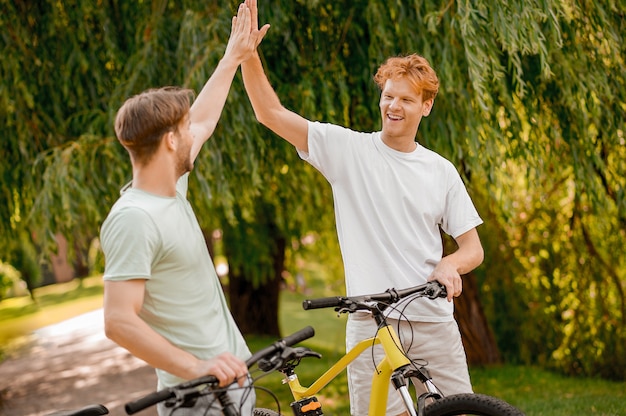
left=374, top=54, right=439, bottom=101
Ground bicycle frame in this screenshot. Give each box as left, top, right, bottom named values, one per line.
left=283, top=321, right=412, bottom=415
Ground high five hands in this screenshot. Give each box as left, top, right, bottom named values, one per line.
left=224, top=0, right=270, bottom=63
left=245, top=0, right=270, bottom=49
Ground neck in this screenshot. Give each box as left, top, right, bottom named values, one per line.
left=131, top=155, right=179, bottom=197
left=381, top=134, right=418, bottom=153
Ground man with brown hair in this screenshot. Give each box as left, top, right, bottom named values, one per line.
left=241, top=1, right=484, bottom=414
left=100, top=3, right=268, bottom=415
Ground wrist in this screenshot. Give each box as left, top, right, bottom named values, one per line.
left=179, top=354, right=202, bottom=380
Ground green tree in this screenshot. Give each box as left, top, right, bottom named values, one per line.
left=1, top=0, right=625, bottom=380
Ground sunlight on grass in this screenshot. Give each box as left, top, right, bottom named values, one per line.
left=471, top=365, right=626, bottom=416
left=0, top=276, right=104, bottom=349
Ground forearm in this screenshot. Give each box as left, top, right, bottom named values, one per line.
left=242, top=52, right=309, bottom=150
left=105, top=312, right=199, bottom=380
left=241, top=52, right=283, bottom=127
left=429, top=229, right=483, bottom=300
left=442, top=229, right=484, bottom=275
left=189, top=55, right=241, bottom=144
left=440, top=246, right=483, bottom=275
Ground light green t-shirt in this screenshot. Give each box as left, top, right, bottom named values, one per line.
left=100, top=173, right=250, bottom=388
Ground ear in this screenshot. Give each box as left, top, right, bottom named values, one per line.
left=163, top=131, right=177, bottom=152
left=422, top=99, right=434, bottom=117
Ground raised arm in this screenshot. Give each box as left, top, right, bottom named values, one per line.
left=241, top=0, right=310, bottom=152
left=189, top=3, right=267, bottom=162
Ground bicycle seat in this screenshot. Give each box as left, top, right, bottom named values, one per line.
left=47, top=404, right=109, bottom=416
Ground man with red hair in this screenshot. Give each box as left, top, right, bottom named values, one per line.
left=241, top=2, right=484, bottom=414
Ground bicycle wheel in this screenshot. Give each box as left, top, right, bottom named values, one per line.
left=252, top=408, right=281, bottom=416
left=424, top=393, right=525, bottom=416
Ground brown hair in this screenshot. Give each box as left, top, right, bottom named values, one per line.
left=373, top=54, right=439, bottom=101
left=114, top=87, right=194, bottom=164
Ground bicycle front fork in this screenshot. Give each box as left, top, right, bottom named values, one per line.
left=392, top=366, right=443, bottom=416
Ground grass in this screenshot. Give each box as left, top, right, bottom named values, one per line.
left=2, top=276, right=626, bottom=415
left=0, top=276, right=104, bottom=352
left=470, top=365, right=626, bottom=415
left=249, top=289, right=350, bottom=414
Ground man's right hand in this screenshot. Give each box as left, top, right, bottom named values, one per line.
left=224, top=1, right=269, bottom=65
left=191, top=352, right=249, bottom=387
left=246, top=0, right=271, bottom=49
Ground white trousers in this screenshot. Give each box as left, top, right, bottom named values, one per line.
left=346, top=313, right=472, bottom=415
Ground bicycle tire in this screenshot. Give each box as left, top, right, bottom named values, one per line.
left=252, top=408, right=281, bottom=416
left=424, top=393, right=525, bottom=416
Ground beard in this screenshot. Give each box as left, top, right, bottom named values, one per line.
left=175, top=146, right=193, bottom=176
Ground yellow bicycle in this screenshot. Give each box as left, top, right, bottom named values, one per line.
left=253, top=281, right=524, bottom=416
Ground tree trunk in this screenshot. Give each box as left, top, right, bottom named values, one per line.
left=227, top=234, right=284, bottom=337
left=454, top=271, right=501, bottom=365
left=443, top=232, right=500, bottom=365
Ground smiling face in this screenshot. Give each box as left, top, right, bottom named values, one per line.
left=379, top=77, right=433, bottom=151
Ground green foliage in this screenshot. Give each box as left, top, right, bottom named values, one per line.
left=1, top=0, right=625, bottom=380
left=4, top=231, right=42, bottom=297
left=0, top=262, right=22, bottom=301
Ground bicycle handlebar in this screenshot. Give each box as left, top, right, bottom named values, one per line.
left=246, top=325, right=315, bottom=367
left=125, top=388, right=182, bottom=415
left=302, top=281, right=447, bottom=311
left=124, top=326, right=315, bottom=415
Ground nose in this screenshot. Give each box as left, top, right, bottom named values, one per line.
left=388, top=97, right=401, bottom=109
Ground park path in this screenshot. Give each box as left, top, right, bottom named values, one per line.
left=0, top=309, right=157, bottom=416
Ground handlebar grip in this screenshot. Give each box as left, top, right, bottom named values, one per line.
left=246, top=326, right=315, bottom=367
left=125, top=389, right=174, bottom=415
left=282, top=325, right=315, bottom=346
left=302, top=296, right=344, bottom=310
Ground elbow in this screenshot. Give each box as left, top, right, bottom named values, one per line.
left=474, top=244, right=485, bottom=269
left=255, top=110, right=276, bottom=130
left=251, top=102, right=285, bottom=132
left=103, top=312, right=126, bottom=344
left=103, top=317, right=118, bottom=342
left=478, top=247, right=485, bottom=266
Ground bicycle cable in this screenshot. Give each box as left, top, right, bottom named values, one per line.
left=249, top=367, right=283, bottom=415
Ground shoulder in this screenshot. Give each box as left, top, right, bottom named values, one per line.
left=101, top=203, right=155, bottom=238
left=308, top=121, right=377, bottom=149
left=309, top=120, right=374, bottom=137
left=417, top=145, right=458, bottom=170
left=101, top=194, right=160, bottom=239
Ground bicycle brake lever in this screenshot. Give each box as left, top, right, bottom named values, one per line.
left=335, top=300, right=368, bottom=315
left=284, top=346, right=322, bottom=360
left=426, top=282, right=447, bottom=299
left=164, top=386, right=201, bottom=408
left=258, top=346, right=322, bottom=372
left=335, top=307, right=349, bottom=316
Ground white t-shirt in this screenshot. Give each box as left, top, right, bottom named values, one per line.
left=100, top=173, right=250, bottom=388
left=299, top=121, right=483, bottom=321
